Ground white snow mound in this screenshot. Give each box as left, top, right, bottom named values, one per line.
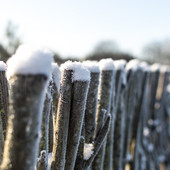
left=6, top=44, right=53, bottom=79
left=60, top=61, right=90, bottom=81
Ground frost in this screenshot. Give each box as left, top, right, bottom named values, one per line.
left=83, top=60, right=100, bottom=73
left=6, top=44, right=53, bottom=79
left=0, top=61, right=6, bottom=71
left=99, top=58, right=115, bottom=71
left=60, top=61, right=90, bottom=82
left=52, top=63, right=61, bottom=91
left=48, top=152, right=53, bottom=170
left=83, top=143, right=94, bottom=160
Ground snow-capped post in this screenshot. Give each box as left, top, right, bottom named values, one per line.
left=38, top=81, right=53, bottom=170
left=1, top=45, right=53, bottom=170
left=64, top=62, right=90, bottom=170
left=112, top=60, right=127, bottom=170
left=92, top=58, right=115, bottom=170
left=133, top=63, right=151, bottom=170
left=50, top=61, right=73, bottom=170
left=82, top=61, right=100, bottom=143
left=0, top=61, right=8, bottom=139
left=122, top=60, right=141, bottom=168
left=103, top=60, right=126, bottom=170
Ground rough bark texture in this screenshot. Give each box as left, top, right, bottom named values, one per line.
left=113, top=70, right=126, bottom=170
left=37, top=150, right=48, bottom=170
left=48, top=106, right=53, bottom=152
left=83, top=115, right=111, bottom=170
left=51, top=70, right=72, bottom=170
left=39, top=93, right=52, bottom=154
left=0, top=115, right=4, bottom=164
left=103, top=71, right=115, bottom=170
left=85, top=72, right=100, bottom=143
left=65, top=80, right=89, bottom=170
left=1, top=74, right=48, bottom=170
left=92, top=70, right=114, bottom=170
left=0, top=71, right=9, bottom=139
left=74, top=136, right=85, bottom=170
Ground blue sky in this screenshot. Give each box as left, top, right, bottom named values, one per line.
left=0, top=0, right=170, bottom=58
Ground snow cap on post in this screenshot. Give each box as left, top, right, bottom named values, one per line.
left=52, top=63, right=61, bottom=90
left=6, top=44, right=54, bottom=79
left=83, top=60, right=100, bottom=73
left=114, top=59, right=127, bottom=85
left=114, top=59, right=127, bottom=71
left=60, top=61, right=90, bottom=82
left=150, top=63, right=161, bottom=72
left=126, top=59, right=140, bottom=72
left=0, top=61, right=6, bottom=71
left=99, top=58, right=115, bottom=71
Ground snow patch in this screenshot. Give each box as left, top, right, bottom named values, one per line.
left=6, top=44, right=53, bottom=79
left=60, top=61, right=90, bottom=81
left=126, top=59, right=140, bottom=71
left=0, top=61, right=6, bottom=71
left=83, top=143, right=94, bottom=160
left=150, top=63, right=161, bottom=72
left=99, top=58, right=115, bottom=71
left=114, top=59, right=127, bottom=70
left=52, top=63, right=61, bottom=91
left=83, top=60, right=100, bottom=73
left=48, top=152, right=52, bottom=170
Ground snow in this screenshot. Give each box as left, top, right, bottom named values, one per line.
left=139, top=62, right=150, bottom=72
left=114, top=60, right=127, bottom=85
left=6, top=44, right=54, bottom=79
left=0, top=61, right=6, bottom=71
left=60, top=61, right=90, bottom=82
left=114, top=59, right=127, bottom=70
left=161, top=65, right=170, bottom=73
left=167, top=84, right=170, bottom=93
left=99, top=58, right=115, bottom=71
left=82, top=60, right=100, bottom=73
left=83, top=143, right=94, bottom=160
left=48, top=152, right=52, bottom=170
left=150, top=63, right=161, bottom=72
left=126, top=152, right=132, bottom=162
left=126, top=59, right=140, bottom=71
left=148, top=143, right=154, bottom=152
left=143, top=127, right=150, bottom=136
left=52, top=63, right=61, bottom=91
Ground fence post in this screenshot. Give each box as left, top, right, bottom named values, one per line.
left=1, top=45, right=53, bottom=170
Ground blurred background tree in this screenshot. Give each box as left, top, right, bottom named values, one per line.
left=142, top=39, right=170, bottom=65
left=85, top=40, right=134, bottom=61
left=0, top=21, right=22, bottom=62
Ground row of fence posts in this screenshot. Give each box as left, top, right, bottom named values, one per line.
left=0, top=47, right=169, bottom=170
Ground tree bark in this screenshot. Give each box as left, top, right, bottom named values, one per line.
left=51, top=70, right=72, bottom=170
left=65, top=80, right=89, bottom=170
left=92, top=70, right=114, bottom=170
left=1, top=74, right=48, bottom=170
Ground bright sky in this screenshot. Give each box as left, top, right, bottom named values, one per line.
left=0, top=0, right=170, bottom=58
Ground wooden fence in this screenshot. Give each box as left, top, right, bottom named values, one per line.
left=0, top=47, right=169, bottom=170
